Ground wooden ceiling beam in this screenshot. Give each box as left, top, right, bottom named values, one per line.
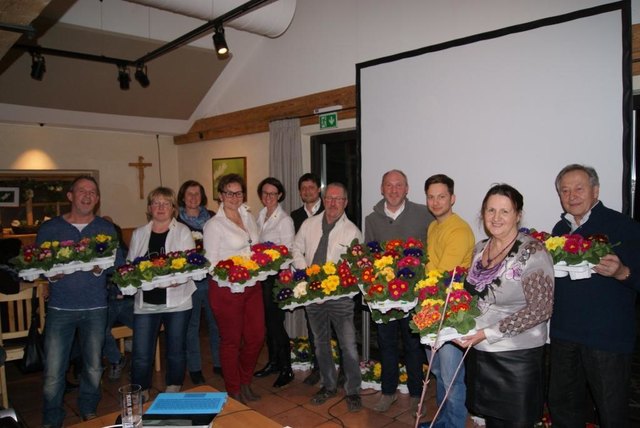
left=173, top=85, right=356, bottom=145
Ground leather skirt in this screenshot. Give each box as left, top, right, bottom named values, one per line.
left=466, top=346, right=545, bottom=424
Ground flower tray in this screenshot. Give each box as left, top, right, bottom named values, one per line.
left=119, top=268, right=209, bottom=295
left=553, top=261, right=596, bottom=280
left=281, top=291, right=360, bottom=311
left=420, top=327, right=477, bottom=347
left=367, top=298, right=417, bottom=314
left=213, top=269, right=275, bottom=294
left=18, top=255, right=116, bottom=281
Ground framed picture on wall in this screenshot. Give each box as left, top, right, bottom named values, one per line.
left=212, top=157, right=247, bottom=200
left=0, top=187, right=19, bottom=207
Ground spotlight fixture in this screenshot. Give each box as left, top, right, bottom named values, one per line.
left=30, top=52, right=46, bottom=81
left=134, top=63, right=150, bottom=88
left=117, top=65, right=131, bottom=90
left=213, top=25, right=229, bottom=57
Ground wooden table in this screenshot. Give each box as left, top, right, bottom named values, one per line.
left=69, top=385, right=282, bottom=427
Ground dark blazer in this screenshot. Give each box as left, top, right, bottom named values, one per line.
left=291, top=202, right=324, bottom=233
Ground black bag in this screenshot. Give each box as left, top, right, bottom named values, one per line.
left=18, top=288, right=45, bottom=373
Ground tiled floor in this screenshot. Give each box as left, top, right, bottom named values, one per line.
left=4, top=333, right=479, bottom=428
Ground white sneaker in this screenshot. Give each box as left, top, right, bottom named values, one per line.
left=165, top=384, right=181, bottom=393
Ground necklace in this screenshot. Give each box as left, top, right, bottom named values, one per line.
left=485, top=233, right=518, bottom=266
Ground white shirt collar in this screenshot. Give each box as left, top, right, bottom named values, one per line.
left=384, top=200, right=405, bottom=220
left=305, top=199, right=322, bottom=217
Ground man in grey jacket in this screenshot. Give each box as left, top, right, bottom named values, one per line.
left=364, top=169, right=433, bottom=415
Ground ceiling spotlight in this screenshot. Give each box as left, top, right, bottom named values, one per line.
left=213, top=25, right=229, bottom=57
left=134, top=64, right=150, bottom=88
left=117, top=65, right=131, bottom=90
left=30, top=52, right=46, bottom=81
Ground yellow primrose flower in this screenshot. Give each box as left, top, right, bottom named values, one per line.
left=446, top=281, right=465, bottom=293
left=545, top=236, right=566, bottom=252
left=399, top=373, right=408, bottom=383
left=421, top=297, right=445, bottom=307
left=321, top=275, right=340, bottom=295
left=138, top=260, right=154, bottom=271
left=263, top=249, right=280, bottom=261
left=374, top=255, right=394, bottom=270
left=41, top=241, right=51, bottom=249
left=322, top=262, right=337, bottom=275
left=373, top=363, right=382, bottom=379
left=376, top=266, right=395, bottom=282
left=57, top=247, right=73, bottom=259
left=96, top=234, right=111, bottom=243
left=171, top=257, right=187, bottom=270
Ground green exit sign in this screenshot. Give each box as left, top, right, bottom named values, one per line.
left=319, top=112, right=338, bottom=129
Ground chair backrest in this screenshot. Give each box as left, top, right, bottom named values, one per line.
left=0, top=281, right=46, bottom=342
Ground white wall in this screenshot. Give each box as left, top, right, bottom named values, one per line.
left=0, top=124, right=179, bottom=228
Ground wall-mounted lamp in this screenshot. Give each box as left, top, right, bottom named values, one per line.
left=134, top=64, right=150, bottom=88
left=213, top=24, right=229, bottom=58
left=117, top=65, right=131, bottom=90
left=30, top=51, right=46, bottom=81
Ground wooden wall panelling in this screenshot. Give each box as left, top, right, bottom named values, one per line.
left=174, top=86, right=356, bottom=144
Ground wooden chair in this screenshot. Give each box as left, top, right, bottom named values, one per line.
left=0, top=281, right=46, bottom=408
left=111, top=325, right=162, bottom=372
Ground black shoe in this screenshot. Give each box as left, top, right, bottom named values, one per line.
left=346, top=394, right=362, bottom=412
left=254, top=362, right=279, bottom=378
left=337, top=369, right=346, bottom=388
left=303, top=368, right=321, bottom=386
left=189, top=370, right=206, bottom=385
left=273, top=368, right=294, bottom=388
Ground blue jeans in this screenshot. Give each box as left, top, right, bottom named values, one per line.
left=377, top=317, right=425, bottom=397
left=43, top=307, right=107, bottom=427
left=427, top=343, right=467, bottom=428
left=548, top=338, right=631, bottom=428
left=131, top=310, right=190, bottom=390
left=186, top=280, right=220, bottom=371
left=103, top=296, right=134, bottom=364
left=305, top=297, right=361, bottom=395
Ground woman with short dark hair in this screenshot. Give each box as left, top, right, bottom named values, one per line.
left=253, top=177, right=295, bottom=387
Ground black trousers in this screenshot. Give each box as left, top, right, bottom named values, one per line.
left=261, top=275, right=291, bottom=368
left=548, top=338, right=631, bottom=428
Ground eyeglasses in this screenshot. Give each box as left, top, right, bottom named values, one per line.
left=261, top=191, right=279, bottom=198
left=222, top=191, right=244, bottom=198
left=324, top=196, right=346, bottom=203
left=151, top=201, right=172, bottom=208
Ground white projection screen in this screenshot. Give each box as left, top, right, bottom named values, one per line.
left=357, top=2, right=632, bottom=239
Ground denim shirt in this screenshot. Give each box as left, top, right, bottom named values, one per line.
left=36, top=215, right=124, bottom=310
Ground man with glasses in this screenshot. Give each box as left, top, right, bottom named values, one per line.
left=40, top=176, right=123, bottom=427
left=292, top=183, right=363, bottom=412
left=364, top=169, right=433, bottom=415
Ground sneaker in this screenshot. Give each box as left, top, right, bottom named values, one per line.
left=345, top=394, right=362, bottom=412
left=410, top=396, right=427, bottom=417
left=108, top=355, right=128, bottom=381
left=373, top=393, right=397, bottom=412
left=165, top=385, right=181, bottom=393
left=310, top=387, right=337, bottom=405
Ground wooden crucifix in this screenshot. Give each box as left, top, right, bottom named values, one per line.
left=129, top=155, right=153, bottom=199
